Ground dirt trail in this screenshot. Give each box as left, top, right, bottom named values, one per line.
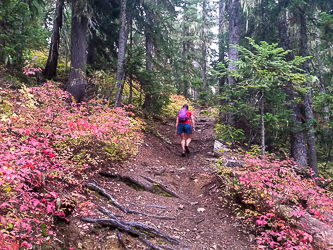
left=56, top=109, right=254, bottom=250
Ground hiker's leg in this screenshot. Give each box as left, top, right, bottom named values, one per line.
left=184, top=124, right=192, bottom=146
left=180, top=133, right=186, bottom=151
left=186, top=133, right=192, bottom=146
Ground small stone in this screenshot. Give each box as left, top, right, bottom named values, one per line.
left=210, top=244, right=217, bottom=250
left=207, top=152, right=215, bottom=156
left=249, top=234, right=255, bottom=242
left=196, top=235, right=201, bottom=240
left=197, top=208, right=205, bottom=212
left=179, top=205, right=184, bottom=210
left=78, top=242, right=83, bottom=249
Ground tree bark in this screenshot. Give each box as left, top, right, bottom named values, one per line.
left=315, top=21, right=329, bottom=123
left=182, top=9, right=189, bottom=99
left=143, top=3, right=154, bottom=111
left=87, top=28, right=97, bottom=71
left=114, top=0, right=129, bottom=107
left=227, top=0, right=240, bottom=85
left=44, top=0, right=64, bottom=80
left=66, top=0, right=88, bottom=103
left=218, top=0, right=226, bottom=105
left=261, top=89, right=265, bottom=156
left=300, top=8, right=318, bottom=176
left=201, top=0, right=207, bottom=92
left=278, top=5, right=307, bottom=168
left=182, top=39, right=188, bottom=99
left=113, top=0, right=138, bottom=107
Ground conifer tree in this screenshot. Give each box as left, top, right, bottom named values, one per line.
left=44, top=0, right=64, bottom=80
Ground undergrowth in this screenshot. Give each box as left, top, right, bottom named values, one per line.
left=217, top=153, right=333, bottom=249
left=160, top=94, right=193, bottom=118
left=0, top=61, right=144, bottom=249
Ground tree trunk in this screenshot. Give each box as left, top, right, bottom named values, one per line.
left=87, top=28, right=97, bottom=71
left=218, top=0, right=226, bottom=105
left=315, top=22, right=329, bottom=123
left=66, top=0, right=88, bottom=103
left=278, top=6, right=307, bottom=168
left=261, top=89, right=265, bottom=156
left=201, top=0, right=207, bottom=92
left=129, top=76, right=133, bottom=104
left=44, top=0, right=64, bottom=80
left=113, top=0, right=138, bottom=107
left=114, top=0, right=129, bottom=108
left=227, top=0, right=240, bottom=85
left=182, top=13, right=189, bottom=99
left=143, top=3, right=153, bottom=111
left=300, top=9, right=318, bottom=176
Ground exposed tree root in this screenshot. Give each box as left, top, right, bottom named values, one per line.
left=99, top=171, right=156, bottom=192
left=140, top=175, right=183, bottom=199
left=158, top=245, right=178, bottom=250
left=87, top=182, right=176, bottom=220
left=139, top=237, right=163, bottom=250
left=116, top=229, right=128, bottom=250
left=82, top=207, right=185, bottom=250
left=100, top=227, right=111, bottom=250
left=81, top=217, right=147, bottom=237
left=146, top=204, right=167, bottom=209
left=98, top=207, right=181, bottom=244
left=99, top=172, right=182, bottom=199
left=87, top=182, right=128, bottom=213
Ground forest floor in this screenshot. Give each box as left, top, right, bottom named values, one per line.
left=54, top=109, right=254, bottom=250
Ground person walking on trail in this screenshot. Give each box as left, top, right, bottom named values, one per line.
left=176, top=104, right=195, bottom=156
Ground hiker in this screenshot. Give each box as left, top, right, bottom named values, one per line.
left=176, top=104, right=195, bottom=156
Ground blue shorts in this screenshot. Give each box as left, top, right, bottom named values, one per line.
left=177, top=124, right=192, bottom=134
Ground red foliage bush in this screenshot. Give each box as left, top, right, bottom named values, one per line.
left=218, top=154, right=333, bottom=249
left=0, top=76, right=144, bottom=248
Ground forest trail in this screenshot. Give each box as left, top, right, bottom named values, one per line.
left=56, top=109, right=253, bottom=250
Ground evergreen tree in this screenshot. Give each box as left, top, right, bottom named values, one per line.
left=66, top=0, right=88, bottom=102
left=44, top=0, right=64, bottom=80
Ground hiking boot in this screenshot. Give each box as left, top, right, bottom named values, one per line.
left=182, top=151, right=186, bottom=157
left=185, top=146, right=190, bottom=154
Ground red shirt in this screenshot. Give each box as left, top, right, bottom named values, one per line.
left=179, top=110, right=193, bottom=125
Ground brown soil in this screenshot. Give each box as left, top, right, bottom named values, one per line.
left=53, top=109, right=255, bottom=250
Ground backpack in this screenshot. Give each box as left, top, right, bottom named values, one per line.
left=178, top=108, right=188, bottom=122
